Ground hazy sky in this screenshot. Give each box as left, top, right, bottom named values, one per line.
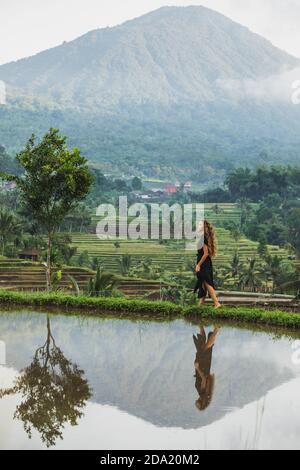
left=1, top=0, right=300, bottom=65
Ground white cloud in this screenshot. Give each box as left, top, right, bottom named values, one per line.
left=216, top=66, right=300, bottom=103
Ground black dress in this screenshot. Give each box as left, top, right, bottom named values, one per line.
left=194, top=236, right=215, bottom=299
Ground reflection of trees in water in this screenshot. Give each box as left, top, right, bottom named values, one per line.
left=0, top=317, right=91, bottom=448
left=193, top=326, right=220, bottom=411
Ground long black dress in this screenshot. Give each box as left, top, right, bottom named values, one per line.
left=194, top=236, right=215, bottom=299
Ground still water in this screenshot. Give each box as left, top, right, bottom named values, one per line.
left=0, top=310, right=299, bottom=450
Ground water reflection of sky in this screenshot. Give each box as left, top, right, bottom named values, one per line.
left=0, top=312, right=299, bottom=450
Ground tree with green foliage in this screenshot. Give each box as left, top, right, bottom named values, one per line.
left=257, top=240, right=268, bottom=258
left=225, top=222, right=242, bottom=243
left=77, top=250, right=90, bottom=268
left=87, top=266, right=120, bottom=297
left=91, top=256, right=103, bottom=270
left=237, top=198, right=253, bottom=228
left=51, top=234, right=77, bottom=266
left=264, top=255, right=282, bottom=293
left=131, top=177, right=142, bottom=191
left=0, top=209, right=22, bottom=255
left=230, top=252, right=242, bottom=278
left=0, top=145, right=20, bottom=175
left=2, top=129, right=93, bottom=290
left=287, top=208, right=300, bottom=256
left=239, top=259, right=263, bottom=293
left=118, top=253, right=132, bottom=276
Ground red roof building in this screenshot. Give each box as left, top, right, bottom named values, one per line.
left=164, top=185, right=178, bottom=194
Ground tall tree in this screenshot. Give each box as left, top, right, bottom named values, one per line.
left=264, top=255, right=282, bottom=293
left=2, top=129, right=93, bottom=290
left=239, top=258, right=263, bottom=293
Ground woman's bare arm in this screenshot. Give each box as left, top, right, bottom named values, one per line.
left=195, top=244, right=209, bottom=272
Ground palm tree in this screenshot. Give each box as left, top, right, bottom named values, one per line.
left=91, top=257, right=103, bottom=270
left=0, top=209, right=22, bottom=255
left=237, top=198, right=253, bottom=228
left=264, top=255, right=282, bottom=293
left=231, top=252, right=242, bottom=278
left=239, top=259, right=263, bottom=293
left=118, top=254, right=132, bottom=276
left=87, top=267, right=120, bottom=297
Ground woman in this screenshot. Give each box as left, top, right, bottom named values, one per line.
left=193, top=326, right=219, bottom=411
left=194, top=220, right=221, bottom=308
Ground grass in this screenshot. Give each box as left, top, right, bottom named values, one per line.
left=0, top=290, right=300, bottom=329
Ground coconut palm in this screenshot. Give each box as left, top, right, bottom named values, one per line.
left=231, top=252, right=243, bottom=277
left=237, top=198, right=253, bottom=228
left=264, top=255, right=282, bottom=292
left=239, top=259, right=264, bottom=293
left=118, top=254, right=132, bottom=276
left=87, top=267, right=120, bottom=297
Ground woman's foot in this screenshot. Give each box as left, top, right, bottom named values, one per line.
left=214, top=302, right=222, bottom=309
left=199, top=298, right=206, bottom=306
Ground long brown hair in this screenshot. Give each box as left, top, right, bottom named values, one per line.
left=195, top=374, right=215, bottom=411
left=204, top=220, right=217, bottom=257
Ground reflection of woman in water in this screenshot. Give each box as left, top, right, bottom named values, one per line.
left=194, top=220, right=221, bottom=308
left=193, top=326, right=219, bottom=411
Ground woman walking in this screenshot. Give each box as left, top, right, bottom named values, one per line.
left=194, top=220, right=221, bottom=308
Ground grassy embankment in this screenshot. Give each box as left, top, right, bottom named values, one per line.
left=0, top=290, right=299, bottom=329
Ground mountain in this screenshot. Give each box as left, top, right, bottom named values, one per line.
left=1, top=5, right=299, bottom=109
left=0, top=6, right=300, bottom=181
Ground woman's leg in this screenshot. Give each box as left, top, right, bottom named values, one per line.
left=204, top=282, right=221, bottom=308
left=198, top=281, right=207, bottom=305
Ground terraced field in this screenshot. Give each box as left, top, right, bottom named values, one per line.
left=0, top=260, right=93, bottom=292
left=0, top=204, right=295, bottom=299
left=72, top=232, right=288, bottom=271
left=72, top=201, right=288, bottom=273
left=0, top=259, right=165, bottom=297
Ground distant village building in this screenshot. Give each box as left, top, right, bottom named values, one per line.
left=164, top=182, right=192, bottom=194
left=164, top=185, right=178, bottom=194
left=18, top=248, right=40, bottom=262
left=133, top=189, right=165, bottom=201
